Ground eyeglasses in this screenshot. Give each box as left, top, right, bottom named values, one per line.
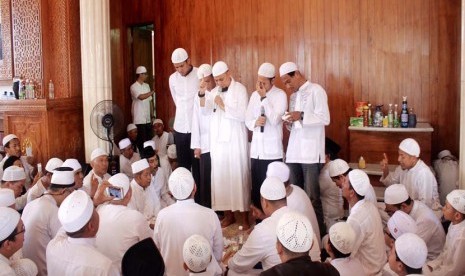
left=15, top=225, right=25, bottom=236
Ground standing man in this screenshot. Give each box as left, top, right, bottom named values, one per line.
left=279, top=62, right=330, bottom=236
left=131, top=66, right=155, bottom=145
left=246, top=63, right=287, bottom=212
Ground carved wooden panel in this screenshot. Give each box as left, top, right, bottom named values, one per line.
left=0, top=0, right=13, bottom=80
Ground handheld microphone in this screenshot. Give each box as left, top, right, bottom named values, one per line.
left=260, top=106, right=265, bottom=133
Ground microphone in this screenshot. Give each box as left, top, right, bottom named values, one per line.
left=260, top=106, right=265, bottom=133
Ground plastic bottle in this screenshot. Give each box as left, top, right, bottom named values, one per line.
left=401, top=96, right=409, bottom=128
left=358, top=156, right=366, bottom=169
left=48, top=80, right=55, bottom=99
left=367, top=103, right=372, bottom=126
left=362, top=105, right=369, bottom=127
left=382, top=116, right=388, bottom=128
left=237, top=225, right=244, bottom=251
left=393, top=104, right=399, bottom=127
left=388, top=104, right=393, bottom=127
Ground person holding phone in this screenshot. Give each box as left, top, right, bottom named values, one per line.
left=82, top=148, right=111, bottom=198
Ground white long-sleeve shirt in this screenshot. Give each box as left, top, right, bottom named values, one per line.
left=330, top=257, right=367, bottom=276
left=127, top=179, right=158, bottom=226
left=319, top=164, right=344, bottom=229
left=169, top=67, right=199, bottom=133
left=119, top=152, right=140, bottom=180
left=286, top=81, right=330, bottom=164
left=26, top=178, right=47, bottom=203
left=82, top=170, right=111, bottom=196
left=245, top=86, right=287, bottom=160
left=154, top=199, right=223, bottom=276
left=191, top=91, right=212, bottom=154
left=0, top=254, right=15, bottom=276
left=152, top=131, right=173, bottom=157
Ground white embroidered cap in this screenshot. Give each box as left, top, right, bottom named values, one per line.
left=212, top=61, right=229, bottom=77
left=279, top=62, right=298, bottom=77
left=329, top=222, right=356, bottom=254
left=91, top=148, right=107, bottom=162
left=119, top=138, right=132, bottom=150
left=0, top=189, right=15, bottom=207
left=258, top=62, right=275, bottom=78
left=136, top=66, right=147, bottom=74
left=348, top=169, right=370, bottom=196
left=2, top=134, right=18, bottom=147
left=384, top=184, right=409, bottom=205
left=266, top=161, right=290, bottom=183
left=328, top=159, right=350, bottom=178
left=131, top=159, right=150, bottom=175
left=183, top=234, right=212, bottom=273
left=395, top=233, right=427, bottom=269
left=399, top=138, right=420, bottom=157
left=58, top=190, right=93, bottom=232
left=446, top=189, right=465, bottom=214
left=168, top=167, right=194, bottom=200
left=62, top=159, right=82, bottom=173
left=260, top=176, right=286, bottom=200
left=197, top=64, right=212, bottom=80
left=276, top=211, right=313, bottom=253
left=153, top=118, right=163, bottom=125
left=0, top=207, right=20, bottom=241
left=167, top=144, right=177, bottom=159
left=387, top=211, right=417, bottom=239
left=45, top=157, right=64, bottom=173
left=143, top=140, right=156, bottom=151
left=50, top=168, right=75, bottom=187
left=127, top=123, right=137, bottom=132
left=171, top=48, right=188, bottom=63
left=108, top=173, right=130, bottom=198
left=2, top=166, right=26, bottom=182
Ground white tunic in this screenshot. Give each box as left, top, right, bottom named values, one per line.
left=150, top=168, right=174, bottom=210
left=245, top=86, right=287, bottom=160
left=330, top=257, right=367, bottom=276
left=46, top=229, right=119, bottom=276
left=152, top=131, right=173, bottom=157
left=21, top=194, right=61, bottom=276
left=130, top=81, right=152, bottom=124
left=286, top=81, right=330, bottom=164
left=191, top=91, right=212, bottom=154
left=119, top=152, right=140, bottom=180
left=127, top=179, right=158, bottom=226
left=169, top=67, right=199, bottom=133
left=409, top=200, right=445, bottom=260
left=153, top=199, right=223, bottom=276
left=96, top=204, right=153, bottom=272
left=26, top=178, right=46, bottom=203
left=82, top=170, right=111, bottom=196
left=207, top=79, right=251, bottom=211
left=319, top=164, right=344, bottom=229
left=0, top=254, right=15, bottom=276
left=426, top=220, right=465, bottom=276
left=347, top=199, right=386, bottom=276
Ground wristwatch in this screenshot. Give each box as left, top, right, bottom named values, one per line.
left=300, top=112, right=304, bottom=120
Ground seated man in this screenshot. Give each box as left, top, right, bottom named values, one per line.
left=152, top=118, right=174, bottom=157
left=1, top=166, right=27, bottom=211
left=127, top=123, right=142, bottom=153
left=82, top=148, right=111, bottom=198
left=26, top=157, right=63, bottom=203
left=183, top=234, right=223, bottom=275
left=119, top=138, right=141, bottom=180
left=0, top=134, right=34, bottom=188
left=388, top=233, right=427, bottom=276
left=62, top=158, right=84, bottom=190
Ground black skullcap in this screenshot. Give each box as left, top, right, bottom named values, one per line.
left=140, top=146, right=156, bottom=159
left=122, top=238, right=165, bottom=276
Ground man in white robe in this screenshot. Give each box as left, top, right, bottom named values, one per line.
left=0, top=134, right=34, bottom=189
left=118, top=138, right=140, bottom=180
left=389, top=233, right=428, bottom=276
left=152, top=118, right=174, bottom=157
left=82, top=148, right=111, bottom=198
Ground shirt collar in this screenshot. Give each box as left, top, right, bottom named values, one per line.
left=175, top=198, right=195, bottom=205
left=350, top=199, right=365, bottom=214
left=297, top=81, right=310, bottom=93
left=0, top=253, right=10, bottom=266
left=67, top=237, right=97, bottom=247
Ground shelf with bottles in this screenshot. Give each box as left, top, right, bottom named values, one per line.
left=348, top=122, right=433, bottom=132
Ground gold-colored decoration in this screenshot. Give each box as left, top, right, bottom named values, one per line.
left=21, top=137, right=32, bottom=156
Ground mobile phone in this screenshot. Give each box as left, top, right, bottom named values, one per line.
left=37, top=163, right=42, bottom=174
left=107, top=186, right=123, bottom=200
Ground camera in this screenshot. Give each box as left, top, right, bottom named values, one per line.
left=107, top=186, right=123, bottom=200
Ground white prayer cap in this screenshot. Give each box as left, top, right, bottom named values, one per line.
left=399, top=138, right=420, bottom=157
left=167, top=144, right=177, bottom=159
left=119, top=138, right=132, bottom=150
left=127, top=123, right=137, bottom=132
left=260, top=176, right=286, bottom=200
left=197, top=64, right=212, bottom=80
left=58, top=190, right=93, bottom=233
left=2, top=134, right=18, bottom=146
left=45, top=157, right=63, bottom=173
left=329, top=159, right=350, bottom=178
left=212, top=61, right=229, bottom=77
left=438, top=150, right=454, bottom=159
left=135, top=66, right=147, bottom=74
left=329, top=222, right=356, bottom=254
left=388, top=211, right=417, bottom=239
left=446, top=189, right=465, bottom=214
left=91, top=148, right=107, bottom=161
left=2, top=166, right=26, bottom=182
left=0, top=207, right=20, bottom=241
left=0, top=189, right=15, bottom=207
left=108, top=173, right=130, bottom=198
left=62, top=159, right=82, bottom=172
left=131, top=159, right=150, bottom=174
left=183, top=234, right=211, bottom=273
left=384, top=184, right=409, bottom=205
left=276, top=211, right=313, bottom=253
left=266, top=161, right=290, bottom=183
left=279, top=62, right=298, bottom=77
left=168, top=167, right=194, bottom=200
left=10, top=258, right=39, bottom=276
left=171, top=48, right=188, bottom=63
left=51, top=167, right=75, bottom=187
left=348, top=169, right=370, bottom=196
left=153, top=118, right=163, bottom=125
left=395, top=233, right=427, bottom=269
left=143, top=140, right=156, bottom=151
left=258, top=62, right=276, bottom=78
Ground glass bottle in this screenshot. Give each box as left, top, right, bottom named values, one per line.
left=367, top=103, right=372, bottom=126
left=393, top=104, right=399, bottom=127
left=401, top=96, right=409, bottom=128
left=408, top=108, right=417, bottom=128
left=388, top=104, right=393, bottom=127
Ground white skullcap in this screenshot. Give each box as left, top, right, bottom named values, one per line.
left=171, top=48, right=188, bottom=63
left=0, top=189, right=15, bottom=207
left=258, top=62, right=276, bottom=78
left=119, top=138, right=132, bottom=150
left=143, top=140, right=156, bottom=151
left=446, top=189, right=465, bottom=214
left=127, top=123, right=137, bottom=132
left=108, top=173, right=130, bottom=198
left=11, top=258, right=39, bottom=276
left=197, top=64, right=212, bottom=80
left=183, top=234, right=212, bottom=273
left=266, top=162, right=290, bottom=183
left=45, top=157, right=63, bottom=173
left=276, top=211, right=313, bottom=253
left=388, top=211, right=417, bottom=239
left=329, top=159, right=350, bottom=178
left=395, top=233, right=427, bottom=269
left=384, top=184, right=409, bottom=205
left=348, top=169, right=370, bottom=196
left=167, top=144, right=177, bottom=159
left=51, top=168, right=75, bottom=187
left=399, top=138, right=420, bottom=157
left=131, top=159, right=150, bottom=174
left=169, top=167, right=194, bottom=200
left=136, top=66, right=147, bottom=74
left=329, top=222, right=356, bottom=254
left=0, top=207, right=20, bottom=241
left=260, top=176, right=286, bottom=200
left=438, top=150, right=453, bottom=159
left=2, top=134, right=18, bottom=146
left=2, top=166, right=26, bottom=182
left=153, top=118, right=163, bottom=125
left=91, top=148, right=107, bottom=161
left=58, top=190, right=93, bottom=232
left=279, top=62, right=298, bottom=77
left=212, top=61, right=229, bottom=77
left=62, top=159, right=82, bottom=172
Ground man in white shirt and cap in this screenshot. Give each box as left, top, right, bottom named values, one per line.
left=384, top=184, right=445, bottom=260
left=380, top=138, right=441, bottom=216
left=119, top=137, right=141, bottom=180
left=342, top=169, right=386, bottom=275
left=320, top=154, right=345, bottom=230
left=207, top=60, right=251, bottom=228
left=246, top=63, right=287, bottom=213
left=152, top=118, right=174, bottom=157
left=0, top=189, right=15, bottom=208
left=0, top=134, right=34, bottom=189
left=279, top=62, right=330, bottom=237
left=22, top=167, right=75, bottom=276
left=191, top=63, right=215, bottom=208
left=183, top=234, right=223, bottom=276
left=389, top=233, right=427, bottom=276
left=131, top=65, right=155, bottom=144
left=46, top=190, right=118, bottom=275
left=82, top=148, right=111, bottom=198
left=127, top=123, right=141, bottom=153
left=96, top=173, right=153, bottom=273
left=154, top=167, right=223, bottom=276
left=169, top=48, right=199, bottom=176
left=62, top=158, right=84, bottom=190
left=1, top=166, right=27, bottom=211
left=26, top=157, right=63, bottom=203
